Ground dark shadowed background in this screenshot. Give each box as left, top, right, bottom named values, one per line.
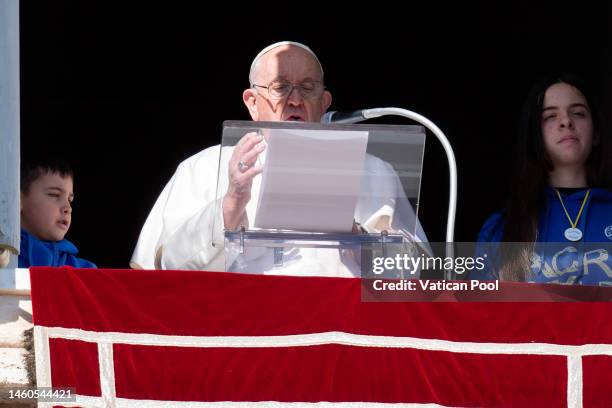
left=19, top=2, right=612, bottom=267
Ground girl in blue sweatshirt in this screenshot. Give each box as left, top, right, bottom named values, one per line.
left=475, top=74, right=612, bottom=284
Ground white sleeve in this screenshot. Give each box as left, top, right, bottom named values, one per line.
left=130, top=146, right=230, bottom=271
left=159, top=196, right=226, bottom=271
left=129, top=174, right=174, bottom=269
left=357, top=155, right=429, bottom=243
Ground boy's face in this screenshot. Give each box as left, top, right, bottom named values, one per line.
left=21, top=173, right=74, bottom=242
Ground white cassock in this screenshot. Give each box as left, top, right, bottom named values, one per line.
left=131, top=145, right=427, bottom=277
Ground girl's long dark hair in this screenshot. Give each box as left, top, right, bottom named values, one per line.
left=499, top=73, right=609, bottom=280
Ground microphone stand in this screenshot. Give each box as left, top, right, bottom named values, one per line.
left=330, top=108, right=457, bottom=278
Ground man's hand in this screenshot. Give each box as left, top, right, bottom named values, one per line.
left=223, top=132, right=265, bottom=229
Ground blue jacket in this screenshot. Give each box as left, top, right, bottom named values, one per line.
left=474, top=187, right=612, bottom=285
left=18, top=229, right=97, bottom=268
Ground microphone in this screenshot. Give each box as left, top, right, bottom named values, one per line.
left=321, top=110, right=367, bottom=124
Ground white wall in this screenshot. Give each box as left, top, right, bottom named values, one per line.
left=0, top=0, right=21, bottom=262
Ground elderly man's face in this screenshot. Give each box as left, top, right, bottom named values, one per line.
left=243, top=45, right=332, bottom=123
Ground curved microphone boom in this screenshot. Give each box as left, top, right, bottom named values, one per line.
left=321, top=107, right=458, bottom=249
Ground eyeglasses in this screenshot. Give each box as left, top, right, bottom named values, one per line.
left=252, top=80, right=325, bottom=100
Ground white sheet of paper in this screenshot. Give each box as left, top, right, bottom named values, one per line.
left=253, top=128, right=369, bottom=232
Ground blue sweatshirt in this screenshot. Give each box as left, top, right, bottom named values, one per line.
left=18, top=229, right=97, bottom=268
left=474, top=187, right=612, bottom=285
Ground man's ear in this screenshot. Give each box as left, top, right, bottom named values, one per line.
left=322, top=90, right=332, bottom=112
left=242, top=88, right=259, bottom=121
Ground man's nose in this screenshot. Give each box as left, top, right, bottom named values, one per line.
left=286, top=86, right=304, bottom=105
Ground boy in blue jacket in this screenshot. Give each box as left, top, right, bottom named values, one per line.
left=19, top=160, right=96, bottom=268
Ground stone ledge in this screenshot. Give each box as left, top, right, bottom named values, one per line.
left=0, top=291, right=33, bottom=394
left=0, top=348, right=28, bottom=386
left=0, top=295, right=32, bottom=348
